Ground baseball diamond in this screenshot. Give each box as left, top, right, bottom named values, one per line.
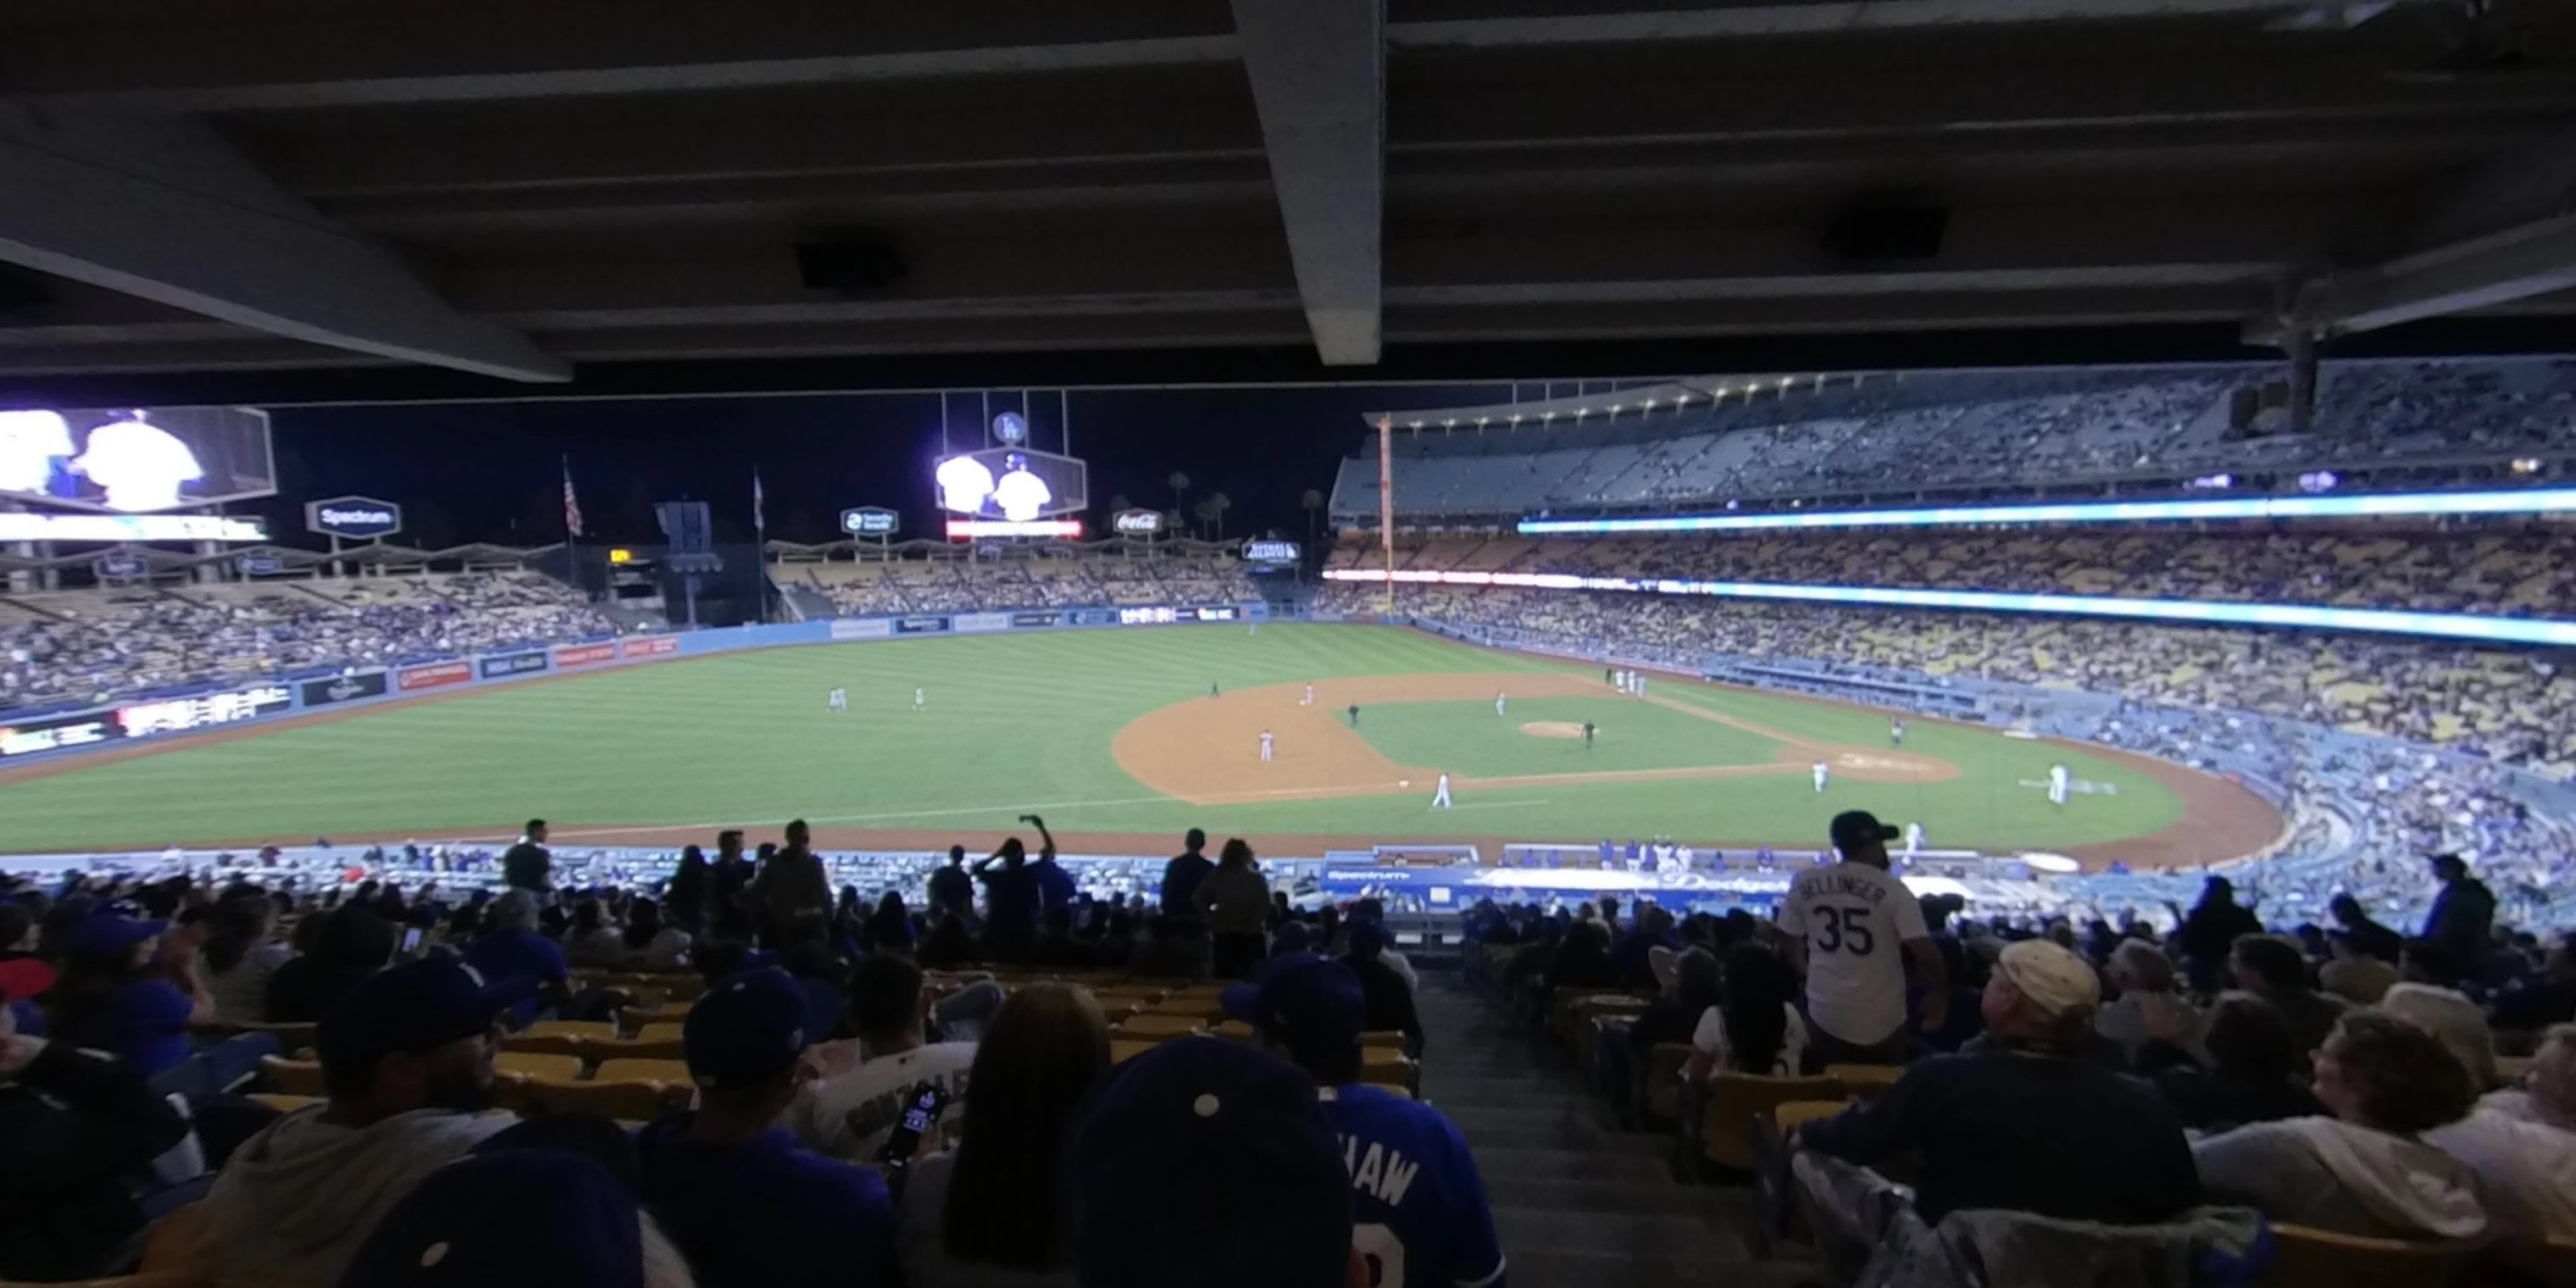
left=0, top=623, right=2279, bottom=868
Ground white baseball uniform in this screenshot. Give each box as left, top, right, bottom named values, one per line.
left=827, top=687, right=847, bottom=711
left=1812, top=761, right=1830, bottom=792
left=1432, top=774, right=1452, bottom=808
left=1904, top=822, right=1924, bottom=855
left=913, top=688, right=925, bottom=710
left=1495, top=692, right=1507, bottom=716
left=1778, top=860, right=1931, bottom=1046
left=1303, top=684, right=1314, bottom=706
left=1259, top=731, right=1274, bottom=763
left=2049, top=764, right=2071, bottom=806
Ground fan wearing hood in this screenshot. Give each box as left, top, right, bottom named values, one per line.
left=2191, top=1009, right=2488, bottom=1242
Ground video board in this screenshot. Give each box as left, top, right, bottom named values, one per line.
left=0, top=406, right=275, bottom=513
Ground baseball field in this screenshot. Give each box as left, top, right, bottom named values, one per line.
left=0, top=623, right=2282, bottom=867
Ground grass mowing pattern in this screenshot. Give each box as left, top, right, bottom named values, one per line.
left=0, top=623, right=2179, bottom=851
left=1348, top=695, right=1780, bottom=777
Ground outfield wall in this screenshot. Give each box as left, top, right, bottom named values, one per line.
left=0, top=601, right=1269, bottom=769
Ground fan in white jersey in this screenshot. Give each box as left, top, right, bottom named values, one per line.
left=1776, top=809, right=1950, bottom=1066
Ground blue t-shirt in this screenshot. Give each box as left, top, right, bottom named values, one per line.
left=1032, top=859, right=1078, bottom=916
left=86, top=979, right=194, bottom=1079
left=1321, top=1084, right=1506, bottom=1288
left=636, top=1119, right=898, bottom=1288
left=461, top=929, right=569, bottom=1024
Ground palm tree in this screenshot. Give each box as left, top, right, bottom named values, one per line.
left=1191, top=497, right=1219, bottom=540
left=1167, top=471, right=1191, bottom=518
left=1108, top=492, right=1130, bottom=514
left=1204, top=491, right=1232, bottom=540
left=1301, top=488, right=1324, bottom=547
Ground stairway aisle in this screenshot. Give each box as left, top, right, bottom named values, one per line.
left=1413, top=970, right=1814, bottom=1288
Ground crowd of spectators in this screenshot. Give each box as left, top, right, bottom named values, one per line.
left=1468, top=824, right=2576, bottom=1275
left=797, top=553, right=1259, bottom=619
left=1334, top=358, right=2576, bottom=517
left=0, top=571, right=621, bottom=715
left=1, top=815, right=1483, bottom=1288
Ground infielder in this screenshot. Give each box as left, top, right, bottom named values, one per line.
left=827, top=686, right=847, bottom=711
left=1812, top=759, right=1830, bottom=793
left=1303, top=683, right=1315, bottom=707
left=1635, top=673, right=1646, bottom=698
left=1259, top=730, right=1275, bottom=763
left=1582, top=721, right=1596, bottom=748
left=2048, top=763, right=2071, bottom=807
left=1905, top=821, right=1924, bottom=856
left=1431, top=773, right=1453, bottom=808
left=1494, top=691, right=1507, bottom=717
left=1890, top=717, right=1906, bottom=747
left=913, top=687, right=925, bottom=711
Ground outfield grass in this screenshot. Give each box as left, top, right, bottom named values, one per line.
left=1350, top=695, right=1780, bottom=777
left=0, top=623, right=2183, bottom=852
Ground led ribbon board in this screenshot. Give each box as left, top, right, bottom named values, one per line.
left=1320, top=568, right=2576, bottom=647
left=1517, top=487, right=2576, bottom=535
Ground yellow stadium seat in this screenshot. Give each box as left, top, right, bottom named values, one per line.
left=258, top=1055, right=324, bottom=1096
left=247, top=1093, right=320, bottom=1113
left=1110, top=1040, right=1159, bottom=1065
left=139, top=1202, right=208, bottom=1273
left=2256, top=1223, right=2482, bottom=1287
left=493, top=1052, right=583, bottom=1082
left=1360, top=1031, right=1406, bottom=1051
left=634, top=1022, right=686, bottom=1044
left=508, top=1077, right=682, bottom=1122
left=523, top=1020, right=617, bottom=1041
left=592, top=1058, right=694, bottom=1086
left=1702, top=1074, right=1847, bottom=1171
left=1215, top=1019, right=1257, bottom=1041
left=1147, top=997, right=1224, bottom=1021
left=1771, top=1099, right=1854, bottom=1136
left=499, top=1032, right=592, bottom=1059
left=1823, top=1063, right=1906, bottom=1100
left=585, top=1037, right=686, bottom=1063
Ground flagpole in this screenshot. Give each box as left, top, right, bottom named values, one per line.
left=752, top=465, right=769, bottom=625
left=560, top=455, right=582, bottom=602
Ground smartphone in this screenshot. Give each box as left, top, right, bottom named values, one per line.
left=876, top=1083, right=951, bottom=1171
left=399, top=928, right=425, bottom=954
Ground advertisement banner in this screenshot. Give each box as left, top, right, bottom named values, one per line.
left=1193, top=606, right=1239, bottom=621
left=1010, top=612, right=1058, bottom=629
left=620, top=636, right=680, bottom=659
left=117, top=685, right=293, bottom=736
left=398, top=661, right=473, bottom=691
left=830, top=619, right=891, bottom=641
left=1119, top=606, right=1178, bottom=625
left=841, top=507, right=900, bottom=537
left=895, top=616, right=949, bottom=635
left=298, top=671, right=389, bottom=708
left=0, top=710, right=123, bottom=758
left=1073, top=608, right=1118, bottom=626
left=304, top=496, right=403, bottom=541
left=553, top=642, right=617, bottom=669
left=952, top=611, right=1010, bottom=635
left=479, top=652, right=549, bottom=680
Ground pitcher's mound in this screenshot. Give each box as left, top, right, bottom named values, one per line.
left=1521, top=720, right=1587, bottom=740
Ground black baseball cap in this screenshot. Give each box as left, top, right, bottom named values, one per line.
left=683, top=968, right=811, bottom=1091
left=1829, top=810, right=1899, bottom=851
left=316, top=958, right=530, bottom=1082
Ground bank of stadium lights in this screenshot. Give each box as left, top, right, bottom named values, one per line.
left=1319, top=566, right=2576, bottom=648
left=1517, top=486, right=2576, bottom=536
left=2513, top=458, right=2544, bottom=475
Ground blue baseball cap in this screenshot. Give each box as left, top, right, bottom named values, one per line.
left=333, top=1148, right=641, bottom=1288
left=683, top=969, right=811, bottom=1091
left=59, top=911, right=164, bottom=959
left=316, top=958, right=529, bottom=1082
left=1069, top=1038, right=1352, bottom=1288
left=1346, top=920, right=1389, bottom=957
left=1220, top=952, right=1366, bottom=1063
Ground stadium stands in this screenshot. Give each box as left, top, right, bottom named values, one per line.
left=775, top=546, right=1261, bottom=619
left=1332, top=360, right=2576, bottom=519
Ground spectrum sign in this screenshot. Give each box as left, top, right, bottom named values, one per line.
left=1322, top=567, right=2576, bottom=647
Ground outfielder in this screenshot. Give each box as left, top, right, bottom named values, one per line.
left=1259, top=730, right=1275, bottom=763
left=1431, top=773, right=1453, bottom=808
left=1890, top=717, right=1906, bottom=747
left=1812, top=759, right=1830, bottom=793
left=913, top=687, right=925, bottom=711
left=827, top=686, right=847, bottom=711
left=1494, top=691, right=1507, bottom=717
left=1905, top=821, right=1925, bottom=856
left=2048, top=763, right=2071, bottom=807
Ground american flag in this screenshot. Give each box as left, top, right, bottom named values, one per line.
left=560, top=458, right=584, bottom=538
left=752, top=466, right=766, bottom=536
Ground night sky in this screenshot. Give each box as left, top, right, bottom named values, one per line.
left=242, top=383, right=1513, bottom=550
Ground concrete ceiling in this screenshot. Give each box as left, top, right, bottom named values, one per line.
left=2, top=0, right=2573, bottom=394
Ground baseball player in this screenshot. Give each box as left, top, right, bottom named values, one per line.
left=1260, top=730, right=1275, bottom=763
left=1582, top=721, right=1596, bottom=748
left=1812, top=759, right=1830, bottom=793
left=913, top=687, right=925, bottom=711
left=1211, top=680, right=1220, bottom=698
left=1904, top=821, right=1924, bottom=856
left=1603, top=666, right=1615, bottom=687
left=1890, top=717, right=1906, bottom=747
left=1431, top=773, right=1452, bottom=809
left=2048, top=763, right=2071, bottom=807
left=827, top=686, right=847, bottom=712
left=1303, top=683, right=1315, bottom=707
left=1494, top=691, right=1507, bottom=717
left=1635, top=674, right=1646, bottom=698
left=1347, top=702, right=1360, bottom=728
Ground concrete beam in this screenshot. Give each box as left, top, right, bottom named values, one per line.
left=2411, top=119, right=2576, bottom=247
left=1385, top=0, right=2435, bottom=45
left=2295, top=214, right=2576, bottom=335
left=1230, top=0, right=1385, bottom=365
left=0, top=106, right=566, bottom=380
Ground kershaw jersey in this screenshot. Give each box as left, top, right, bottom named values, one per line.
left=1320, top=1084, right=1506, bottom=1288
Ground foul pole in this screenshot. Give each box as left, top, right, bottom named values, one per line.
left=1377, top=414, right=1395, bottom=613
